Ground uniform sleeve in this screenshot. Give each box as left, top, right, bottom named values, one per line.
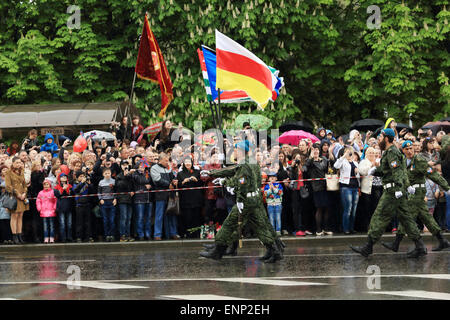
left=389, top=152, right=409, bottom=188
left=210, top=165, right=239, bottom=179
left=426, top=167, right=450, bottom=191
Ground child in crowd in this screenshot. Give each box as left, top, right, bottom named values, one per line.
left=40, top=133, right=59, bottom=158
left=263, top=172, right=283, bottom=235
left=54, top=173, right=74, bottom=242
left=73, top=171, right=94, bottom=243
left=98, top=168, right=117, bottom=242
left=36, top=179, right=57, bottom=243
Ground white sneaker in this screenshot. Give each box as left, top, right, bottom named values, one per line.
left=316, top=231, right=324, bottom=236
left=324, top=231, right=333, bottom=235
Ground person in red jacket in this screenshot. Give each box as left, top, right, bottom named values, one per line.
left=36, top=179, right=57, bottom=243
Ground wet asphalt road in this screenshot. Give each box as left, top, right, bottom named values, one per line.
left=0, top=233, right=448, bottom=300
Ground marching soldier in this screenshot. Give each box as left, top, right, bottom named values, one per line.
left=382, top=140, right=450, bottom=252
left=350, top=129, right=426, bottom=258
left=199, top=141, right=283, bottom=263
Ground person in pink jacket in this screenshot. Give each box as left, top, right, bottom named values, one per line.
left=36, top=179, right=57, bottom=243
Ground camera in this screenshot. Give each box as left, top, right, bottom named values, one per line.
left=295, top=159, right=301, bottom=165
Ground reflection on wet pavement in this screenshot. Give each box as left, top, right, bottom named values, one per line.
left=0, top=236, right=448, bottom=300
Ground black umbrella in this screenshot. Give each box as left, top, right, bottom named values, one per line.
left=350, top=119, right=384, bottom=132
left=440, top=117, right=450, bottom=122
left=395, top=123, right=413, bottom=132
left=279, top=120, right=314, bottom=134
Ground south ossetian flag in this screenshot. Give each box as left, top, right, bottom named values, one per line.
left=215, top=30, right=281, bottom=109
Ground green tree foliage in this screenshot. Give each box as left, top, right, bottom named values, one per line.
left=0, top=0, right=448, bottom=134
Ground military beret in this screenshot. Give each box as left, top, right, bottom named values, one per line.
left=382, top=128, right=396, bottom=137
left=401, top=140, right=413, bottom=149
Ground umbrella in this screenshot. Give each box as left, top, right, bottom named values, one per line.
left=350, top=119, right=384, bottom=132
left=395, top=123, right=413, bottom=132
left=83, top=130, right=116, bottom=142
left=279, top=120, right=314, bottom=133
left=196, top=132, right=219, bottom=146
left=440, top=117, right=450, bottom=122
left=137, top=122, right=194, bottom=143
left=235, top=114, right=273, bottom=131
left=277, top=130, right=320, bottom=146
left=421, top=121, right=450, bottom=134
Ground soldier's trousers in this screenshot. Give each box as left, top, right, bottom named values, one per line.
left=397, top=192, right=441, bottom=236
left=215, top=203, right=276, bottom=247
left=368, top=191, right=420, bottom=243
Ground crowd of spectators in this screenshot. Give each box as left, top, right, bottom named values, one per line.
left=0, top=115, right=448, bottom=245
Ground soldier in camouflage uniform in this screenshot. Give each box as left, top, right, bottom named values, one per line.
left=382, top=140, right=450, bottom=252
left=350, top=129, right=427, bottom=258
left=199, top=141, right=283, bottom=263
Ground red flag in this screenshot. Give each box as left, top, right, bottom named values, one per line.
left=135, top=14, right=174, bottom=118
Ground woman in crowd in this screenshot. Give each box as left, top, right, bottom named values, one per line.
left=289, top=152, right=309, bottom=236
left=304, top=143, right=331, bottom=236
left=421, top=137, right=440, bottom=167
left=5, top=157, right=29, bottom=244
left=177, top=157, right=203, bottom=238
left=334, top=147, right=360, bottom=234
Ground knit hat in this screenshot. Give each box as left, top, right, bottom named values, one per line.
left=43, top=178, right=52, bottom=186
left=130, top=141, right=138, bottom=149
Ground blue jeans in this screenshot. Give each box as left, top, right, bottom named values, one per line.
left=340, top=187, right=359, bottom=233
left=446, top=193, right=450, bottom=230
left=43, top=217, right=55, bottom=238
left=267, top=204, right=282, bottom=232
left=134, top=202, right=153, bottom=238
left=164, top=213, right=178, bottom=239
left=119, top=203, right=132, bottom=237
left=154, top=201, right=166, bottom=238
left=100, top=202, right=116, bottom=237
left=58, top=211, right=72, bottom=241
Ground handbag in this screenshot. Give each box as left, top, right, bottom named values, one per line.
left=299, top=185, right=310, bottom=199
left=3, top=192, right=17, bottom=212
left=166, top=192, right=180, bottom=216
left=326, top=174, right=340, bottom=191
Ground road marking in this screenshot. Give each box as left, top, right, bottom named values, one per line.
left=0, top=259, right=96, bottom=265
left=0, top=298, right=17, bottom=300
left=222, top=251, right=449, bottom=258
left=210, top=278, right=327, bottom=286
left=161, top=294, right=249, bottom=300
left=68, top=281, right=148, bottom=290
left=402, top=274, right=450, bottom=280
left=368, top=290, right=450, bottom=300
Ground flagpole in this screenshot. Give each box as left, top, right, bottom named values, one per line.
left=208, top=101, right=218, bottom=129
left=217, top=88, right=223, bottom=132
left=126, top=71, right=137, bottom=119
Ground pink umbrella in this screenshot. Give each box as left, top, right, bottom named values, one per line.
left=277, top=130, right=320, bottom=146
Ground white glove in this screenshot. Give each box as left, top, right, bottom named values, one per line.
left=226, top=187, right=235, bottom=195
left=395, top=191, right=403, bottom=199
left=407, top=186, right=415, bottom=195
left=236, top=202, right=244, bottom=213
left=368, top=167, right=377, bottom=176
left=212, top=178, right=225, bottom=186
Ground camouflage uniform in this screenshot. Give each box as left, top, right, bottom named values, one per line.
left=397, top=154, right=450, bottom=236
left=351, top=143, right=425, bottom=257
left=211, top=163, right=276, bottom=247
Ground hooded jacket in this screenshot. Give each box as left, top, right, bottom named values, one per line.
left=36, top=188, right=57, bottom=218
left=54, top=177, right=74, bottom=213
left=40, top=133, right=59, bottom=157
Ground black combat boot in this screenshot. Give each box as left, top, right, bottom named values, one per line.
left=407, top=238, right=427, bottom=258
left=199, top=244, right=228, bottom=260
left=224, top=241, right=238, bottom=256
left=275, top=238, right=286, bottom=254
left=202, top=243, right=216, bottom=250
left=432, top=232, right=450, bottom=252
left=350, top=236, right=374, bottom=257
left=382, top=233, right=404, bottom=252
left=264, top=244, right=282, bottom=263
